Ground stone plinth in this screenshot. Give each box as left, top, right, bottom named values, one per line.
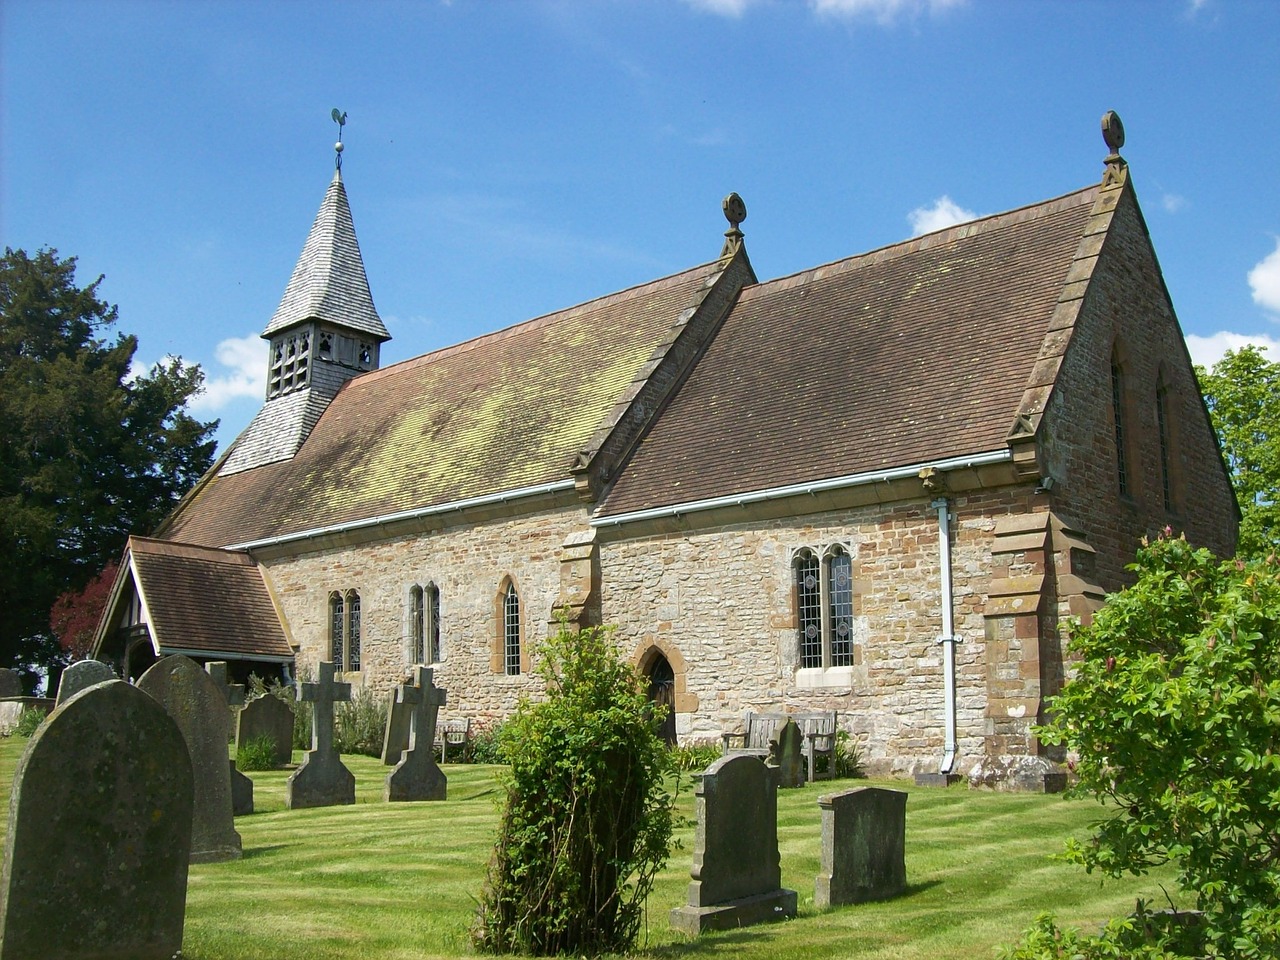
left=384, top=666, right=448, bottom=802
left=286, top=662, right=355, bottom=809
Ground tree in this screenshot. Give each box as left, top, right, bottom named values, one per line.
left=1017, top=535, right=1280, bottom=959
left=1197, top=345, right=1280, bottom=558
left=49, top=562, right=119, bottom=661
left=473, top=621, right=677, bottom=956
left=0, top=247, right=217, bottom=686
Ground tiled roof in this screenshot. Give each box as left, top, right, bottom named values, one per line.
left=162, top=261, right=728, bottom=547
left=596, top=187, right=1098, bottom=518
left=262, top=170, right=388, bottom=342
left=128, top=538, right=293, bottom=661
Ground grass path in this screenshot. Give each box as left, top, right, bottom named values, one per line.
left=0, top=738, right=1181, bottom=959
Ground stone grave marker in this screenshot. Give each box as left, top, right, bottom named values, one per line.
left=54, top=659, right=115, bottom=707
left=772, top=717, right=804, bottom=788
left=670, top=754, right=797, bottom=935
left=206, top=662, right=254, bottom=816
left=0, top=671, right=20, bottom=699
left=236, top=692, right=295, bottom=767
left=286, top=661, right=355, bottom=809
left=380, top=685, right=412, bottom=766
left=385, top=666, right=448, bottom=802
left=815, top=786, right=908, bottom=908
left=137, top=655, right=243, bottom=862
left=0, top=678, right=193, bottom=959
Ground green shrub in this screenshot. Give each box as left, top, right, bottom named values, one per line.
left=468, top=719, right=507, bottom=764
left=334, top=686, right=387, bottom=758
left=1024, top=535, right=1280, bottom=959
left=833, top=728, right=864, bottom=779
left=473, top=621, right=678, bottom=956
left=670, top=739, right=721, bottom=772
left=11, top=707, right=46, bottom=738
left=1003, top=909, right=1197, bottom=960
left=236, top=733, right=278, bottom=771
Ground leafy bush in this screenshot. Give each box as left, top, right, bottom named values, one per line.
left=247, top=672, right=309, bottom=750
left=236, top=733, right=278, bottom=771
left=670, top=739, right=721, bottom=772
left=473, top=622, right=678, bottom=956
left=1019, top=535, right=1280, bottom=959
left=833, top=728, right=865, bottom=779
left=468, top=719, right=507, bottom=764
left=1002, top=909, right=1199, bottom=960
left=334, top=686, right=387, bottom=758
left=11, top=707, right=45, bottom=738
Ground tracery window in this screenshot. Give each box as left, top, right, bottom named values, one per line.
left=503, top=583, right=521, bottom=676
left=795, top=545, right=855, bottom=670
left=329, top=589, right=361, bottom=671
left=410, top=586, right=424, bottom=664
left=410, top=582, right=442, bottom=664
left=426, top=583, right=441, bottom=663
left=267, top=331, right=312, bottom=399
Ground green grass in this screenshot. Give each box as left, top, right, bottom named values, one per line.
left=0, top=736, right=1183, bottom=959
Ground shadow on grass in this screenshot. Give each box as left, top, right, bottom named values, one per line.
left=641, top=929, right=763, bottom=957
left=239, top=844, right=291, bottom=859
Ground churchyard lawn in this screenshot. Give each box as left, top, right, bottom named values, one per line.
left=0, top=738, right=1182, bottom=959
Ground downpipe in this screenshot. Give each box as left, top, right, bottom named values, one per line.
left=933, top=497, right=960, bottom=775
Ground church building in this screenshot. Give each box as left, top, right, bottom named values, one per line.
left=94, top=112, right=1238, bottom=787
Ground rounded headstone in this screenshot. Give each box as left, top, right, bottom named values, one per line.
left=54, top=659, right=116, bottom=708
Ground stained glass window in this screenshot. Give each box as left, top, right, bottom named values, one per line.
left=427, top=583, right=441, bottom=663
left=504, top=584, right=521, bottom=676
left=796, top=551, right=822, bottom=669
left=330, top=592, right=344, bottom=666
left=828, top=548, right=854, bottom=667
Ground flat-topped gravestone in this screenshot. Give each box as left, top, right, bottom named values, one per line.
left=237, top=693, right=296, bottom=767
left=206, top=662, right=254, bottom=816
left=670, top=754, right=797, bottom=935
left=772, top=718, right=804, bottom=788
left=0, top=671, right=20, bottom=699
left=380, top=686, right=412, bottom=766
left=815, top=786, right=908, bottom=908
left=137, top=656, right=243, bottom=862
left=286, top=661, right=355, bottom=809
left=54, top=659, right=115, bottom=707
left=385, top=666, right=448, bottom=802
left=0, top=679, right=193, bottom=960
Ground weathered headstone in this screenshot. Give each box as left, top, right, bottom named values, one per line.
left=0, top=671, right=20, bottom=699
left=0, top=679, right=193, bottom=959
left=206, top=662, right=254, bottom=816
left=670, top=754, right=797, bottom=935
left=286, top=661, right=355, bottom=809
left=385, top=666, right=448, bottom=802
left=380, top=686, right=412, bottom=766
left=772, top=718, right=804, bottom=788
left=137, top=656, right=243, bottom=862
left=236, top=693, right=295, bottom=767
left=53, top=659, right=115, bottom=707
left=815, top=786, right=908, bottom=908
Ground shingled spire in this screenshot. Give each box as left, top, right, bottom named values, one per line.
left=219, top=116, right=389, bottom=477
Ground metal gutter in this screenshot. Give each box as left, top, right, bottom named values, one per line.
left=224, top=478, right=578, bottom=552
left=590, top=449, right=1013, bottom=528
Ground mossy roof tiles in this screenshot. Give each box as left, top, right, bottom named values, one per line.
left=596, top=186, right=1098, bottom=517
left=164, top=261, right=725, bottom=547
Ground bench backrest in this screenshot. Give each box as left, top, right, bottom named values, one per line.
left=743, top=712, right=788, bottom=750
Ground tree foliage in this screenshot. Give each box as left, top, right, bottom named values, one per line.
left=1022, top=535, right=1280, bottom=959
left=1198, top=345, right=1280, bottom=558
left=0, top=247, right=217, bottom=682
left=49, top=561, right=118, bottom=661
left=473, top=621, right=678, bottom=956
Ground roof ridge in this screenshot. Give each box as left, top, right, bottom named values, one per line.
left=746, top=184, right=1099, bottom=298
left=354, top=259, right=723, bottom=387
left=129, top=535, right=251, bottom=563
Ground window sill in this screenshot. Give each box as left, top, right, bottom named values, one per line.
left=795, top=666, right=854, bottom=690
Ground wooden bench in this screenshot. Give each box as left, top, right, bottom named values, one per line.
left=721, top=710, right=838, bottom=783
left=434, top=717, right=471, bottom=763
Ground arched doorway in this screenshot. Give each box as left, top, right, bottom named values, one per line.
left=644, top=652, right=677, bottom=746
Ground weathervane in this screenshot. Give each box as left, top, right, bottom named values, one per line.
left=332, top=108, right=348, bottom=171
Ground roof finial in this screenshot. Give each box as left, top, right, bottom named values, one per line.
left=721, top=192, right=746, bottom=258
left=1101, top=110, right=1127, bottom=187
left=332, top=108, right=348, bottom=171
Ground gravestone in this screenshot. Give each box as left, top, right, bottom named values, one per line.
left=385, top=666, right=448, bottom=802
left=206, top=662, right=254, bottom=816
left=137, top=656, right=243, bottom=862
left=53, top=659, right=115, bottom=707
left=236, top=693, right=295, bottom=767
left=0, top=671, right=20, bottom=699
left=0, top=679, right=193, bottom=959
left=380, top=686, right=412, bottom=766
left=815, top=786, right=908, bottom=908
left=286, top=661, right=355, bottom=809
left=670, top=754, right=797, bottom=935
left=772, top=718, right=804, bottom=788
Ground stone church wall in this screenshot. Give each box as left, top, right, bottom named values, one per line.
left=597, top=486, right=1047, bottom=778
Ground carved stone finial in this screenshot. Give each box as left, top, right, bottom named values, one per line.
left=1100, top=110, right=1128, bottom=187
left=720, top=192, right=746, bottom=258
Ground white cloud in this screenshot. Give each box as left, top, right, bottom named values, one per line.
left=1184, top=331, right=1279, bottom=370
left=1161, top=193, right=1186, bottom=214
left=907, top=195, right=980, bottom=236
left=1247, top=239, right=1280, bottom=315
left=682, top=0, right=759, bottom=16
left=811, top=0, right=965, bottom=23
left=187, top=334, right=266, bottom=413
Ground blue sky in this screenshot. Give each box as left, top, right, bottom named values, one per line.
left=4, top=0, right=1279, bottom=454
